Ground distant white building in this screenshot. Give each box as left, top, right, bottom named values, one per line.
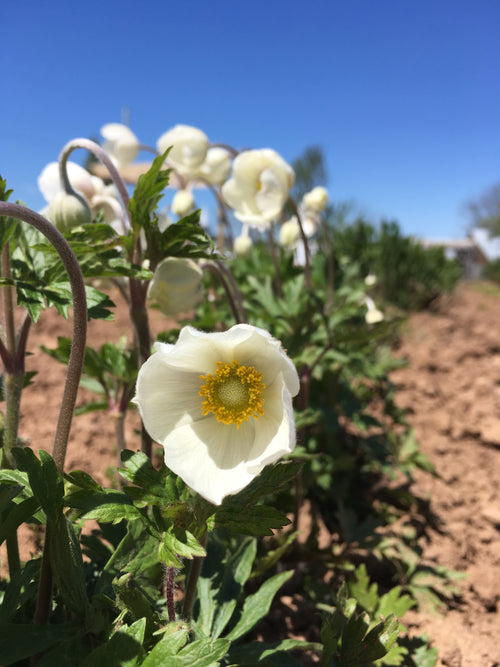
left=418, top=229, right=500, bottom=279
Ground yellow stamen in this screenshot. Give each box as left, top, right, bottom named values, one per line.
left=199, top=360, right=265, bottom=428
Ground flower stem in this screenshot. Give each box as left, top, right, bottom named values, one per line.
left=59, top=138, right=131, bottom=224
left=287, top=197, right=311, bottom=289
left=182, top=533, right=207, bottom=621
left=0, top=203, right=88, bottom=473
left=165, top=566, right=176, bottom=622
left=0, top=203, right=87, bottom=631
left=202, top=261, right=247, bottom=324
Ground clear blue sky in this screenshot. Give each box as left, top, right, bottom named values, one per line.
left=2, top=0, right=499, bottom=239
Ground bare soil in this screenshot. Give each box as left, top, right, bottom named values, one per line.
left=2, top=281, right=499, bottom=666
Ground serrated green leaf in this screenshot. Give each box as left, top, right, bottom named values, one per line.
left=229, top=461, right=302, bottom=506
left=64, top=488, right=143, bottom=524
left=0, top=623, right=78, bottom=664
left=0, top=558, right=40, bottom=623
left=0, top=495, right=41, bottom=546
left=141, top=636, right=230, bottom=667
left=225, top=570, right=293, bottom=641
left=158, top=526, right=205, bottom=567
left=12, top=448, right=64, bottom=521
left=214, top=504, right=290, bottom=536
left=227, top=639, right=322, bottom=665
left=81, top=618, right=147, bottom=667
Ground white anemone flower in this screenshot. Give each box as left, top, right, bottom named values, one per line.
left=133, top=324, right=300, bottom=505
left=101, top=123, right=140, bottom=168
left=221, top=149, right=295, bottom=228
left=157, top=124, right=209, bottom=177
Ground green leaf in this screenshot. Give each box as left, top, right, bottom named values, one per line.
left=214, top=504, right=290, bottom=536
left=0, top=558, right=40, bottom=623
left=229, top=461, right=302, bottom=506
left=128, top=150, right=171, bottom=237
left=80, top=618, right=147, bottom=667
left=0, top=623, right=78, bottom=664
left=225, top=570, right=293, bottom=641
left=195, top=537, right=257, bottom=639
left=64, top=488, right=143, bottom=524
left=227, top=639, right=323, bottom=666
left=0, top=495, right=41, bottom=546
left=119, top=450, right=180, bottom=505
left=158, top=526, right=206, bottom=568
left=141, top=636, right=230, bottom=667
left=12, top=448, right=64, bottom=521
left=49, top=514, right=91, bottom=615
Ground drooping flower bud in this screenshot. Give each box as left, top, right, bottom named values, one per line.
left=233, top=234, right=253, bottom=257
left=48, top=192, right=92, bottom=233
left=279, top=217, right=301, bottom=247
left=171, top=190, right=195, bottom=217
left=101, top=123, right=140, bottom=168
left=157, top=125, right=209, bottom=177
left=302, top=186, right=328, bottom=213
left=147, top=257, right=203, bottom=316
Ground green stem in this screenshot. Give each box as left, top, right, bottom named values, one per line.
left=182, top=533, right=207, bottom=621
left=1, top=244, right=22, bottom=574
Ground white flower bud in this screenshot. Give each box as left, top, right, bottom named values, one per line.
left=195, top=147, right=232, bottom=185
left=364, top=274, right=377, bottom=287
left=48, top=192, right=91, bottom=233
left=171, top=190, right=195, bottom=217
left=279, top=217, right=300, bottom=247
left=101, top=123, right=140, bottom=168
left=233, top=234, right=253, bottom=257
left=147, top=257, right=203, bottom=316
left=302, top=186, right=328, bottom=213
left=157, top=125, right=209, bottom=177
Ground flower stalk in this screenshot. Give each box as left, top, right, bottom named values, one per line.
left=0, top=202, right=87, bottom=632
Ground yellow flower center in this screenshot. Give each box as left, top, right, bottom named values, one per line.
left=199, top=360, right=265, bottom=428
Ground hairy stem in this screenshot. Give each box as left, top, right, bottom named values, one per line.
left=202, top=261, right=247, bottom=324
left=165, top=566, right=176, bottom=623
left=0, top=202, right=87, bottom=635
left=182, top=533, right=207, bottom=621
left=0, top=203, right=88, bottom=473
left=59, top=138, right=131, bottom=225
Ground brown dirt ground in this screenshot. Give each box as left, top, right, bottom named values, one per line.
left=1, top=281, right=499, bottom=666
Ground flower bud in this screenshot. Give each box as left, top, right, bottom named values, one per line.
left=364, top=273, right=377, bottom=287
left=48, top=192, right=91, bottom=233
left=171, top=190, right=195, bottom=217
left=157, top=125, right=209, bottom=176
left=364, top=296, right=384, bottom=324
left=302, top=186, right=328, bottom=213
left=233, top=234, right=253, bottom=257
left=101, top=123, right=140, bottom=168
left=195, top=147, right=232, bottom=185
left=147, top=257, right=203, bottom=316
left=279, top=217, right=300, bottom=247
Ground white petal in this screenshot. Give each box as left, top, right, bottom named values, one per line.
left=162, top=417, right=258, bottom=504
